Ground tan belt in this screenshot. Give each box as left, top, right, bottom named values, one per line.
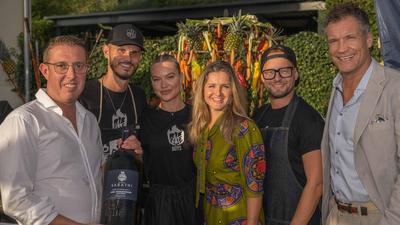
left=335, top=198, right=378, bottom=216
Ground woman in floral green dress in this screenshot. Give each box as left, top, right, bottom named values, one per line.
left=189, top=60, right=266, bottom=225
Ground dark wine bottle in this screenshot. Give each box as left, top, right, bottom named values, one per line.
left=101, top=127, right=140, bottom=225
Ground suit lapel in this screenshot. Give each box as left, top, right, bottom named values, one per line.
left=322, top=88, right=335, bottom=168
left=353, top=62, right=385, bottom=145
left=321, top=87, right=335, bottom=222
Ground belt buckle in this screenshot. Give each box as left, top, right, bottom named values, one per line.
left=336, top=198, right=369, bottom=216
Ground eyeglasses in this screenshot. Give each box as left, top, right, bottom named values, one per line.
left=262, top=66, right=294, bottom=80
left=44, top=62, right=89, bottom=74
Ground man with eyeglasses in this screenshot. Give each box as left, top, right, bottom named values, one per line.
left=252, top=45, right=324, bottom=225
left=79, top=24, right=146, bottom=161
left=0, top=35, right=103, bottom=225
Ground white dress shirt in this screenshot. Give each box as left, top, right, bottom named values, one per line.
left=0, top=89, right=103, bottom=225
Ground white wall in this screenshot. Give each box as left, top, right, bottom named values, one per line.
left=0, top=0, right=24, bottom=108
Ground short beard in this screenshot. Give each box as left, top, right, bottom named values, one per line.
left=268, top=90, right=291, bottom=99
left=267, top=85, right=295, bottom=99
left=110, top=60, right=137, bottom=81
left=115, top=72, right=131, bottom=81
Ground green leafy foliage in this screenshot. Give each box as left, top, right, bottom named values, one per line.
left=32, top=0, right=119, bottom=18
left=32, top=19, right=54, bottom=44
left=282, top=32, right=337, bottom=115
left=87, top=38, right=108, bottom=80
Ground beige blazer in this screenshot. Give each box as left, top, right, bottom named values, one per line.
left=321, top=60, right=400, bottom=225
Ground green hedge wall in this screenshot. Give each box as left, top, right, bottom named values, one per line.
left=282, top=32, right=336, bottom=115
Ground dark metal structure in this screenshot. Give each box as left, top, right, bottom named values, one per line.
left=45, top=0, right=325, bottom=37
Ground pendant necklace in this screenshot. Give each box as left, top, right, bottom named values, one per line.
left=105, top=87, right=128, bottom=113
left=97, top=77, right=140, bottom=130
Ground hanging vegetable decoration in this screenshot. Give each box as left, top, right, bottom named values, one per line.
left=176, top=11, right=281, bottom=111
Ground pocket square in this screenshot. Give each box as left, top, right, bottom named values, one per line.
left=373, top=114, right=387, bottom=123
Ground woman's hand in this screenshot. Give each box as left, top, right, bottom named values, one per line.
left=118, top=135, right=143, bottom=160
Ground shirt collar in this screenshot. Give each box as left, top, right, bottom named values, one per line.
left=35, top=88, right=86, bottom=119
left=332, top=57, right=375, bottom=92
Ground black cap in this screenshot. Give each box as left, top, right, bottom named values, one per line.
left=107, top=24, right=145, bottom=50
left=261, top=45, right=297, bottom=69
left=261, top=45, right=300, bottom=86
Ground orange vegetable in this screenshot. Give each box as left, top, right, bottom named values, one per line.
left=260, top=40, right=269, bottom=52
left=246, top=51, right=252, bottom=81
left=217, top=23, right=222, bottom=38
left=185, top=62, right=191, bottom=82
left=180, top=60, right=186, bottom=75
left=251, top=60, right=261, bottom=89
left=230, top=49, right=235, bottom=66
left=234, top=60, right=248, bottom=88
left=177, top=51, right=181, bottom=63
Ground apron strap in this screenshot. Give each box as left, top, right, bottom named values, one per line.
left=281, top=95, right=299, bottom=128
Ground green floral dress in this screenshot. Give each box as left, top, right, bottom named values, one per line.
left=194, top=118, right=266, bottom=225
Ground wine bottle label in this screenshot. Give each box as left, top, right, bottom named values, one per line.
left=104, top=169, right=139, bottom=201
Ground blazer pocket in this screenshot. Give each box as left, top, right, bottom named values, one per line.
left=369, top=120, right=391, bottom=131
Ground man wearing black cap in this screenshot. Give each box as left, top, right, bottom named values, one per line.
left=80, top=24, right=147, bottom=160
left=252, top=45, right=324, bottom=225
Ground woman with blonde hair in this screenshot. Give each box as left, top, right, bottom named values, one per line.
left=189, top=60, right=266, bottom=225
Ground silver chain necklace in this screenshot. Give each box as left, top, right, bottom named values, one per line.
left=98, top=77, right=139, bottom=130
left=105, top=87, right=128, bottom=113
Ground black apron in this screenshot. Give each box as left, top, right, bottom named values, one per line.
left=144, top=179, right=201, bottom=225
left=258, top=96, right=320, bottom=225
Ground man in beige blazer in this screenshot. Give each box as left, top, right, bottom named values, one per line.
left=321, top=3, right=400, bottom=225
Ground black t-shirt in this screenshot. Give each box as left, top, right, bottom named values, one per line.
left=252, top=96, right=324, bottom=186
left=0, top=101, right=13, bottom=124
left=79, top=79, right=147, bottom=160
left=140, top=105, right=195, bottom=186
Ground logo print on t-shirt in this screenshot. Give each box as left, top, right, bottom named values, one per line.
left=104, top=140, right=119, bottom=160
left=167, top=125, right=184, bottom=151
left=112, top=108, right=127, bottom=129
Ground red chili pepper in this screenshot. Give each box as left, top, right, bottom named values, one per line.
left=234, top=60, right=248, bottom=88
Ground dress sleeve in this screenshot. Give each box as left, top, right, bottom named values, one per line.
left=235, top=119, right=266, bottom=197
left=0, top=113, right=58, bottom=225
